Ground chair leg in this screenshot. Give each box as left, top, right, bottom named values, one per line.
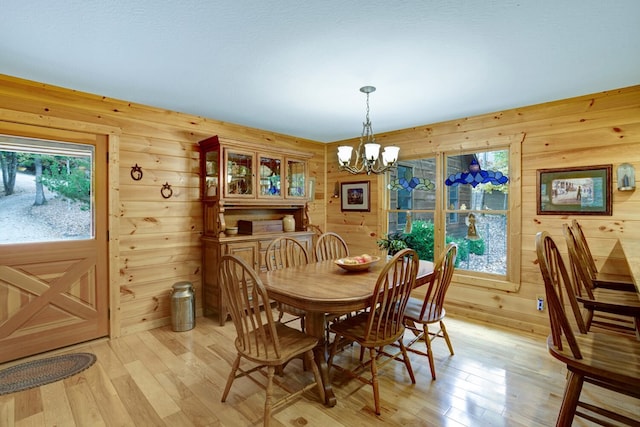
left=440, top=320, right=454, bottom=355
left=264, top=365, right=275, bottom=427
left=584, top=309, right=594, bottom=331
left=423, top=324, right=437, bottom=380
left=221, top=354, right=241, bottom=402
left=327, top=334, right=341, bottom=369
left=397, top=338, right=416, bottom=384
left=556, top=369, right=584, bottom=427
left=368, top=347, right=381, bottom=415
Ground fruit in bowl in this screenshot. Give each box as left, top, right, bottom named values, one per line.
left=335, top=254, right=380, bottom=271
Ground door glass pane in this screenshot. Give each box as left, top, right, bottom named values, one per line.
left=0, top=135, right=94, bottom=244
left=287, top=159, right=305, bottom=197
left=205, top=149, right=219, bottom=198
left=259, top=155, right=281, bottom=196
left=227, top=151, right=253, bottom=195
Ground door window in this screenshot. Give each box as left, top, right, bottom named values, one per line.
left=0, top=135, right=94, bottom=244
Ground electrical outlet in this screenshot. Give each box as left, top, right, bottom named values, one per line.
left=536, top=295, right=544, bottom=311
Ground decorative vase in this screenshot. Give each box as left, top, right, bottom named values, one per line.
left=282, top=215, right=295, bottom=232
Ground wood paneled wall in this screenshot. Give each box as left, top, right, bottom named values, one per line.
left=1, top=73, right=639, bottom=337
left=0, top=74, right=326, bottom=336
left=327, top=85, right=640, bottom=335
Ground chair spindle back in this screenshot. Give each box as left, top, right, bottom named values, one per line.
left=363, top=248, right=419, bottom=343
left=535, top=231, right=584, bottom=356
left=218, top=254, right=282, bottom=359
left=315, top=232, right=349, bottom=261
left=418, top=243, right=457, bottom=321
left=265, top=237, right=309, bottom=271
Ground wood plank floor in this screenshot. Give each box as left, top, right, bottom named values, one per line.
left=1, top=315, right=638, bottom=426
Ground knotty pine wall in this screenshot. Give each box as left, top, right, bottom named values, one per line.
left=0, top=74, right=327, bottom=337
left=2, top=73, right=638, bottom=337
left=327, top=85, right=640, bottom=335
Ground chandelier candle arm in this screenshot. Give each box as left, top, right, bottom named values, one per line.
left=337, top=86, right=400, bottom=175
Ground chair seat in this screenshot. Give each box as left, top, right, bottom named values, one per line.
left=237, top=322, right=318, bottom=366
left=594, top=271, right=636, bottom=291
left=547, top=333, right=640, bottom=394
left=329, top=311, right=405, bottom=347
left=404, top=298, right=446, bottom=324
left=577, top=287, right=640, bottom=316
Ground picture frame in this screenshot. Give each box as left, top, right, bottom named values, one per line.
left=536, top=164, right=612, bottom=215
left=341, top=181, right=370, bottom=212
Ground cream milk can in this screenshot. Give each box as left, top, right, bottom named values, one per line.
left=170, top=281, right=195, bottom=331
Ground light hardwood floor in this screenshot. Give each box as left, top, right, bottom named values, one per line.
left=1, top=315, right=638, bottom=426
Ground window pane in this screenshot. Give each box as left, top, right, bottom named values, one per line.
left=0, top=135, right=94, bottom=244
left=445, top=149, right=509, bottom=275
left=446, top=213, right=507, bottom=275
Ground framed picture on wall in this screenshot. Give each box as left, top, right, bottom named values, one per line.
left=536, top=164, right=612, bottom=215
left=341, top=181, right=370, bottom=212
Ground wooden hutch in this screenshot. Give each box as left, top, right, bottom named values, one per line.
left=198, top=136, right=315, bottom=324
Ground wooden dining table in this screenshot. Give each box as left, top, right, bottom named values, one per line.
left=259, top=258, right=434, bottom=407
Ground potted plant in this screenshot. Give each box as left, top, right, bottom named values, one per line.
left=376, top=232, right=409, bottom=256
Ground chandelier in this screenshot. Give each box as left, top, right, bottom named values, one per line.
left=337, top=86, right=399, bottom=175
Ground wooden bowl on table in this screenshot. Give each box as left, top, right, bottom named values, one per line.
left=334, top=255, right=380, bottom=271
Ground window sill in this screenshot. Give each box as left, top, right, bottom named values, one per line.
left=453, top=272, right=520, bottom=292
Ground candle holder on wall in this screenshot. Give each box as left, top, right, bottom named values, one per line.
left=130, top=164, right=143, bottom=181
left=617, top=163, right=635, bottom=191
left=161, top=182, right=173, bottom=199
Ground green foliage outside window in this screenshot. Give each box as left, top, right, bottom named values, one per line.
left=18, top=154, right=91, bottom=206
left=378, top=219, right=489, bottom=267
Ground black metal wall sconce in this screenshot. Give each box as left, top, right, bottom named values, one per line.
left=130, top=164, right=143, bottom=181
left=161, top=182, right=173, bottom=199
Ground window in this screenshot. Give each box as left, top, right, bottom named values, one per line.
left=0, top=135, right=94, bottom=244
left=385, top=146, right=519, bottom=291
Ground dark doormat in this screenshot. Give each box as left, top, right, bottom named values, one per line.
left=0, top=352, right=96, bottom=395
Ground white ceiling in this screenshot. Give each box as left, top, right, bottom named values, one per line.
left=2, top=1, right=639, bottom=143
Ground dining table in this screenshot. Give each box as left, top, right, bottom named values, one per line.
left=259, top=257, right=434, bottom=407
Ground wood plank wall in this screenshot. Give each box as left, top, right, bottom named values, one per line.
left=1, top=73, right=638, bottom=337
left=0, top=74, right=326, bottom=336
left=327, top=85, right=640, bottom=335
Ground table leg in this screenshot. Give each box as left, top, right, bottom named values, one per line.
left=305, top=312, right=336, bottom=407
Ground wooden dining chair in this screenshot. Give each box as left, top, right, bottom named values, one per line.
left=570, top=219, right=635, bottom=291
left=535, top=232, right=640, bottom=426
left=314, top=231, right=351, bottom=340
left=403, top=243, right=457, bottom=380
left=563, top=224, right=640, bottom=337
left=218, top=254, right=325, bottom=426
left=265, top=237, right=309, bottom=328
left=327, top=248, right=419, bottom=415
left=315, top=231, right=349, bottom=262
